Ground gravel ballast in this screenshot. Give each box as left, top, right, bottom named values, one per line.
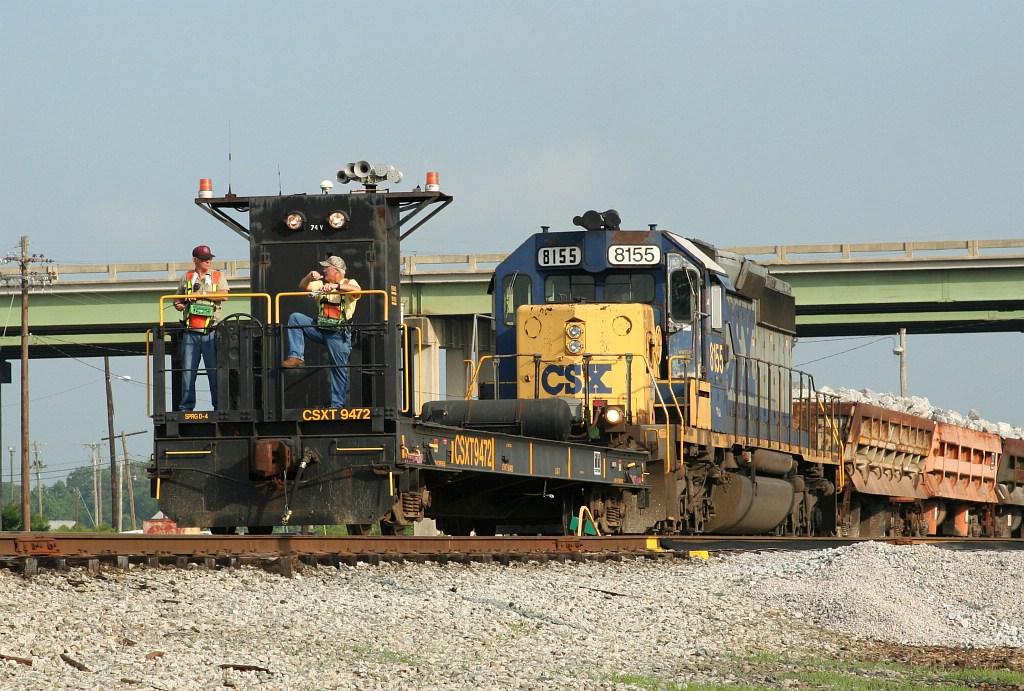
left=1, top=542, right=1021, bottom=689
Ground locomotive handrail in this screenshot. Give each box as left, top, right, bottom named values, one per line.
left=272, top=289, right=389, bottom=324
left=402, top=323, right=421, bottom=414
left=639, top=355, right=677, bottom=475
left=663, top=354, right=693, bottom=422
left=271, top=289, right=391, bottom=415
left=464, top=354, right=495, bottom=400
left=157, top=292, right=272, bottom=325
left=814, top=395, right=846, bottom=492
left=145, top=329, right=152, bottom=418
left=729, top=352, right=842, bottom=460
left=464, top=353, right=540, bottom=400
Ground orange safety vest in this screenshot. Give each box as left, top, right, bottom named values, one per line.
left=183, top=270, right=222, bottom=331
left=316, top=279, right=358, bottom=330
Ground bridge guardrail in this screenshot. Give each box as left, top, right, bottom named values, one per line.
left=2, top=241, right=1022, bottom=285
left=729, top=238, right=1024, bottom=264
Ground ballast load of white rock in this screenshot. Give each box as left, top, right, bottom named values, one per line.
left=816, top=386, right=1024, bottom=440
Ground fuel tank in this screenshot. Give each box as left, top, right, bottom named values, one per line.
left=703, top=474, right=794, bottom=535
left=420, top=399, right=574, bottom=441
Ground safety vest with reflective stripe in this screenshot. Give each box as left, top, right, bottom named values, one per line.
left=183, top=270, right=222, bottom=332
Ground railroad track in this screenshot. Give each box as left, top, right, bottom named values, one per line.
left=1, top=533, right=1020, bottom=577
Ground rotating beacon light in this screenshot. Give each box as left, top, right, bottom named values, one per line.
left=198, top=179, right=214, bottom=198
left=425, top=171, right=440, bottom=192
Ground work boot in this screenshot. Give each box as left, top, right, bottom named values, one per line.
left=281, top=357, right=305, bottom=368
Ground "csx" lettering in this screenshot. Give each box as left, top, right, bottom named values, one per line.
left=541, top=364, right=613, bottom=395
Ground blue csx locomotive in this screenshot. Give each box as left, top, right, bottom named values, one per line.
left=149, top=165, right=844, bottom=536
left=482, top=209, right=840, bottom=535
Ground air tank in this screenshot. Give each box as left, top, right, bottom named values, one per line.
left=420, top=399, right=574, bottom=441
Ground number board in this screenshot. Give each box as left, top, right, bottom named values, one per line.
left=537, top=246, right=582, bottom=267
left=607, top=245, right=662, bottom=266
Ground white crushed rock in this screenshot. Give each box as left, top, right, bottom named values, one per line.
left=818, top=386, right=1024, bottom=439
left=0, top=542, right=1020, bottom=689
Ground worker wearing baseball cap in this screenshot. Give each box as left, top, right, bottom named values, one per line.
left=281, top=255, right=361, bottom=407
left=173, top=245, right=230, bottom=410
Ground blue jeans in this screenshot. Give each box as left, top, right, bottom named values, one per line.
left=286, top=312, right=352, bottom=407
left=179, top=330, right=218, bottom=411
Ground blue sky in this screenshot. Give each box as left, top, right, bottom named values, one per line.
left=1, top=1, right=1021, bottom=484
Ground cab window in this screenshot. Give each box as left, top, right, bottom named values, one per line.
left=669, top=269, right=697, bottom=322
left=502, top=273, right=532, bottom=326
left=544, top=274, right=594, bottom=303
left=604, top=273, right=655, bottom=302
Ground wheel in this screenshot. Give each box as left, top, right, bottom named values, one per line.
left=209, top=526, right=237, bottom=535
left=246, top=525, right=273, bottom=535
left=346, top=524, right=372, bottom=536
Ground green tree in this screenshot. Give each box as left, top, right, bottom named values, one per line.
left=1, top=504, right=49, bottom=531
left=1, top=503, right=19, bottom=531
left=39, top=461, right=158, bottom=529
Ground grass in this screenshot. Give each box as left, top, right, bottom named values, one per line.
left=601, top=650, right=1024, bottom=690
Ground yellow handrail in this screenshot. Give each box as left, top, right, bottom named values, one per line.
left=158, top=292, right=272, bottom=325
left=145, top=329, right=152, bottom=418
left=273, top=289, right=388, bottom=323
left=465, top=354, right=495, bottom=399
left=401, top=323, right=423, bottom=414
left=817, top=396, right=846, bottom=491
left=574, top=505, right=602, bottom=536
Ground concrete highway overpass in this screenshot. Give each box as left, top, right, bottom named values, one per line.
left=1, top=238, right=1022, bottom=362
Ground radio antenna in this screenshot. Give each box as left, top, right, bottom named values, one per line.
left=227, top=120, right=233, bottom=196
left=278, top=165, right=282, bottom=195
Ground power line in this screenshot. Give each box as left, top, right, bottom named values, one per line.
left=795, top=336, right=893, bottom=368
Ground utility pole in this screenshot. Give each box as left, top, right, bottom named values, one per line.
left=1, top=236, right=56, bottom=530
left=83, top=442, right=102, bottom=527
left=31, top=441, right=45, bottom=515
left=122, top=433, right=133, bottom=530
left=103, top=357, right=120, bottom=532
left=6, top=446, right=13, bottom=503
left=896, top=328, right=908, bottom=398
left=102, top=430, right=146, bottom=531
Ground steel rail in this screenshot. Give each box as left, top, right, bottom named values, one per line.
left=3, top=533, right=1021, bottom=559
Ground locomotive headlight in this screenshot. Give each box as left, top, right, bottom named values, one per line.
left=603, top=407, right=623, bottom=426
left=285, top=212, right=306, bottom=231
left=565, top=322, right=584, bottom=355
left=599, top=405, right=626, bottom=432
left=328, top=210, right=349, bottom=229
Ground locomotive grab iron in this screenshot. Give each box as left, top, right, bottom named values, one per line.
left=148, top=164, right=1023, bottom=539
